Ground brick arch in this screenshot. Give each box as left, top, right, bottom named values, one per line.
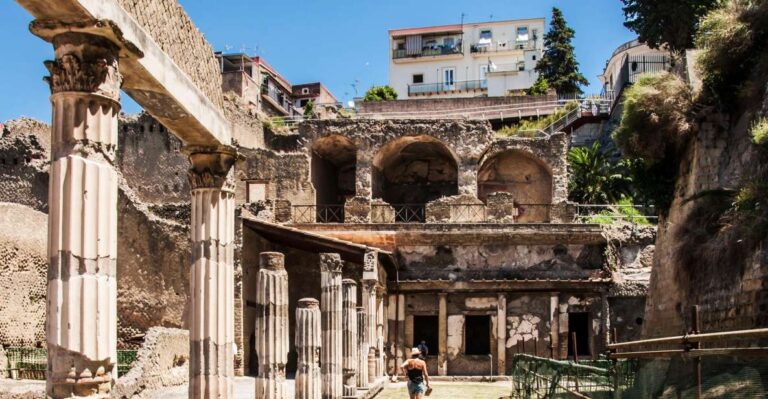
left=477, top=149, right=553, bottom=204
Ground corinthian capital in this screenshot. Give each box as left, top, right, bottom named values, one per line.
left=320, top=253, right=344, bottom=273
left=184, top=145, right=238, bottom=191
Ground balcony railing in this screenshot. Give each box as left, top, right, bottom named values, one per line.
left=292, top=205, right=345, bottom=223
left=392, top=45, right=463, bottom=60
left=408, top=79, right=487, bottom=96
left=470, top=40, right=536, bottom=53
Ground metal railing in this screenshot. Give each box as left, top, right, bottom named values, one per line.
left=2, top=348, right=138, bottom=379
left=470, top=40, right=536, bottom=53
left=408, top=79, right=487, bottom=96
left=370, top=203, right=425, bottom=223
left=292, top=205, right=345, bottom=223
left=510, top=354, right=639, bottom=398
left=392, top=45, right=463, bottom=59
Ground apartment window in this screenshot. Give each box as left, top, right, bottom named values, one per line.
left=443, top=37, right=455, bottom=48
left=247, top=182, right=267, bottom=203
left=300, top=99, right=309, bottom=107
left=517, top=26, right=529, bottom=41
left=465, top=315, right=491, bottom=355
left=412, top=74, right=424, bottom=84
left=532, top=55, right=537, bottom=61
left=396, top=41, right=405, bottom=50
left=479, top=30, right=492, bottom=40
left=424, top=40, right=437, bottom=49
left=301, top=87, right=310, bottom=95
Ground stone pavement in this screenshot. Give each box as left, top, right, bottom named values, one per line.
left=374, top=381, right=510, bottom=399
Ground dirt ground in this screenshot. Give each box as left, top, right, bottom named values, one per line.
left=375, top=381, right=511, bottom=399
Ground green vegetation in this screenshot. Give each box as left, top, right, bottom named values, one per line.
left=534, top=8, right=588, bottom=96
left=303, top=100, right=315, bottom=118
left=496, top=102, right=578, bottom=137
left=363, top=85, right=398, bottom=101
left=567, top=142, right=632, bottom=204
left=695, top=0, right=768, bottom=105
left=587, top=198, right=652, bottom=225
left=262, top=116, right=286, bottom=132
left=526, top=77, right=550, bottom=96
left=751, top=117, right=768, bottom=145
left=621, top=0, right=720, bottom=53
left=613, top=72, right=692, bottom=161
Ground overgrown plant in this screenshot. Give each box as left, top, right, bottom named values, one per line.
left=694, top=0, right=768, bottom=105
left=613, top=72, right=693, bottom=161
left=363, top=86, right=397, bottom=101
left=496, top=102, right=578, bottom=137
left=567, top=141, right=632, bottom=204
left=751, top=117, right=768, bottom=145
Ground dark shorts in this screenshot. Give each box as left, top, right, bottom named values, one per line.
left=407, top=380, right=426, bottom=394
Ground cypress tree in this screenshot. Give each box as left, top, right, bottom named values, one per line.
left=534, top=7, right=589, bottom=96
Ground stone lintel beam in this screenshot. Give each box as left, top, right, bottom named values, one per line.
left=19, top=0, right=231, bottom=146
left=390, top=279, right=611, bottom=293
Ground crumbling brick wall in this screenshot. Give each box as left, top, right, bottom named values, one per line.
left=0, top=203, right=47, bottom=347
left=116, top=0, right=224, bottom=110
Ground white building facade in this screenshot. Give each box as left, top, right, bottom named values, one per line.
left=388, top=18, right=545, bottom=99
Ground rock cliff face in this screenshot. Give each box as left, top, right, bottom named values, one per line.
left=642, top=85, right=768, bottom=338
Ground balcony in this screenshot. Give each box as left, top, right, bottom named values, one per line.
left=392, top=44, right=463, bottom=60
left=471, top=40, right=536, bottom=54
left=408, top=79, right=487, bottom=96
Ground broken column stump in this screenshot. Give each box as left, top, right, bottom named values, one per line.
left=255, top=252, right=289, bottom=399
left=296, top=298, right=321, bottom=399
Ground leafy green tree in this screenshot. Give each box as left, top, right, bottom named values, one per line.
left=567, top=142, right=632, bottom=204
left=621, top=0, right=720, bottom=53
left=526, top=77, right=550, bottom=96
left=363, top=86, right=398, bottom=101
left=535, top=8, right=589, bottom=96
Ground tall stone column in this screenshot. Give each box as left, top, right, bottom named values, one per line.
left=437, top=293, right=448, bottom=376
left=362, top=281, right=377, bottom=383
left=341, top=280, right=358, bottom=396
left=296, top=298, right=321, bottom=399
left=497, top=294, right=507, bottom=374
left=356, top=307, right=369, bottom=388
left=376, top=293, right=386, bottom=377
left=601, top=292, right=611, bottom=350
left=186, top=145, right=237, bottom=399
left=255, top=252, right=289, bottom=399
left=39, top=26, right=124, bottom=399
left=320, top=253, right=343, bottom=399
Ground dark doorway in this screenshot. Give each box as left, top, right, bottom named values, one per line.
left=465, top=315, right=491, bottom=355
left=568, top=312, right=591, bottom=357
left=413, top=315, right=439, bottom=357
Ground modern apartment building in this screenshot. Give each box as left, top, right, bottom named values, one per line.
left=388, top=18, right=545, bottom=99
left=217, top=53, right=339, bottom=118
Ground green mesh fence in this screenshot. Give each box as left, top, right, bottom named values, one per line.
left=510, top=354, right=639, bottom=398
left=2, top=348, right=138, bottom=380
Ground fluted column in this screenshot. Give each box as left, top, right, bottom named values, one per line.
left=376, top=293, right=385, bottom=377
left=39, top=26, right=124, bottom=399
left=362, top=281, right=377, bottom=383
left=342, top=280, right=358, bottom=396
left=186, top=145, right=237, bottom=399
left=255, top=252, right=289, bottom=399
left=356, top=307, right=369, bottom=388
left=296, top=298, right=322, bottom=399
left=320, top=253, right=343, bottom=399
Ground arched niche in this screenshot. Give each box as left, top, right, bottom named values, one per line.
left=372, top=135, right=458, bottom=209
left=478, top=149, right=553, bottom=204
left=311, top=135, right=357, bottom=208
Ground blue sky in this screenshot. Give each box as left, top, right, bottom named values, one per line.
left=0, top=0, right=635, bottom=122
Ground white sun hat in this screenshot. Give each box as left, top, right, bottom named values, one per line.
left=411, top=347, right=421, bottom=356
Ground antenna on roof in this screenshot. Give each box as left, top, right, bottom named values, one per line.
left=224, top=44, right=233, bottom=52
left=461, top=12, right=466, bottom=26
left=490, top=14, right=494, bottom=21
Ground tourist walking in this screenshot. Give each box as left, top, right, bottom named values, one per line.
left=400, top=347, right=431, bottom=398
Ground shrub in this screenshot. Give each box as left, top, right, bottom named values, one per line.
left=750, top=117, right=768, bottom=145
left=694, top=0, right=758, bottom=102
left=303, top=100, right=316, bottom=118
left=587, top=198, right=652, bottom=225
left=526, top=78, right=550, bottom=96
left=363, top=86, right=398, bottom=101
left=567, top=141, right=632, bottom=204
left=496, top=101, right=578, bottom=137
left=613, top=72, right=692, bottom=161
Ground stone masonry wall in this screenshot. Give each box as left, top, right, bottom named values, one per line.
left=0, top=118, right=49, bottom=212
left=0, top=203, right=47, bottom=347
left=116, top=0, right=224, bottom=110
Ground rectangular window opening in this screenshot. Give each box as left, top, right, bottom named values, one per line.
left=412, top=74, right=424, bottom=84
left=247, top=182, right=267, bottom=203
left=413, top=316, right=439, bottom=357
left=567, top=312, right=591, bottom=358
left=465, top=315, right=491, bottom=355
